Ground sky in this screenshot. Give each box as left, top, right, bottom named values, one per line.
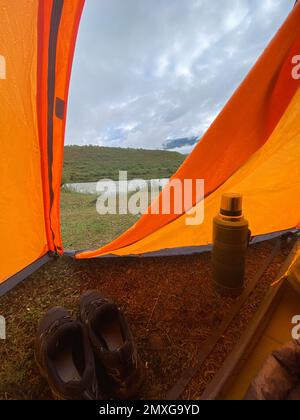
left=65, top=0, right=294, bottom=154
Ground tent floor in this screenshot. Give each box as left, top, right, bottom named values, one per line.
left=0, top=236, right=296, bottom=400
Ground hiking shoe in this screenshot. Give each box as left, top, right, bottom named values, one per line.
left=35, top=307, right=101, bottom=400
left=79, top=290, right=144, bottom=399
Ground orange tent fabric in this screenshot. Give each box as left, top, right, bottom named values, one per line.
left=0, top=0, right=84, bottom=290
left=77, top=2, right=300, bottom=259
left=0, top=1, right=46, bottom=284
left=37, top=0, right=84, bottom=254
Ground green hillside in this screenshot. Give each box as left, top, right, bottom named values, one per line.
left=62, top=145, right=186, bottom=183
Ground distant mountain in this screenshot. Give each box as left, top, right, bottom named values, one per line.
left=163, top=136, right=199, bottom=150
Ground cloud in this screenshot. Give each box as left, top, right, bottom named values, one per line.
left=66, top=0, right=294, bottom=152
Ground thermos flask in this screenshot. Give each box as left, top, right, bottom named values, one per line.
left=212, top=193, right=249, bottom=290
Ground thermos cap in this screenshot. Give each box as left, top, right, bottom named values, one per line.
left=220, top=193, right=243, bottom=217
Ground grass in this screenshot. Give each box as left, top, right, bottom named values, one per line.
left=60, top=189, right=140, bottom=250
left=60, top=145, right=185, bottom=250
left=62, top=145, right=186, bottom=183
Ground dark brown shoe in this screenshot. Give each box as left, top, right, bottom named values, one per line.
left=35, top=307, right=101, bottom=400
left=79, top=290, right=144, bottom=399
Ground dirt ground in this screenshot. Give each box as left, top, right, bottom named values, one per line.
left=0, top=236, right=295, bottom=400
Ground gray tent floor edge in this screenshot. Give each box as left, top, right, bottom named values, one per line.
left=1, top=229, right=297, bottom=296
left=0, top=253, right=52, bottom=297
left=65, top=228, right=299, bottom=260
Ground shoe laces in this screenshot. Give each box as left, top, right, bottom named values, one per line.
left=83, top=298, right=107, bottom=322
left=41, top=316, right=71, bottom=340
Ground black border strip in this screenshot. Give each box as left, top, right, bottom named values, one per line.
left=0, top=253, right=52, bottom=297
left=47, top=0, right=64, bottom=248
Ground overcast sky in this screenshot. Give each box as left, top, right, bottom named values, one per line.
left=65, top=0, right=294, bottom=153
